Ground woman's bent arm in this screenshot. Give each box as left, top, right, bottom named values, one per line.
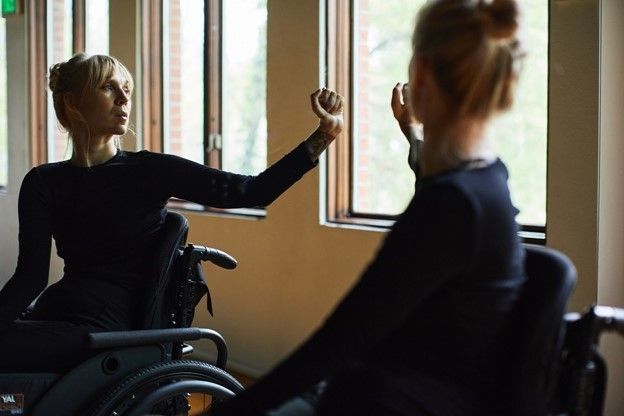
left=0, top=169, right=52, bottom=326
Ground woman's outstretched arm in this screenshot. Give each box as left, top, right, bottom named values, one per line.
left=151, top=89, right=344, bottom=209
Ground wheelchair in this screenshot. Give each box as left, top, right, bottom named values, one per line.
left=0, top=211, right=244, bottom=416
left=509, top=244, right=624, bottom=416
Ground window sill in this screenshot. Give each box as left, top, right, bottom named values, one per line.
left=518, top=228, right=546, bottom=245
left=167, top=199, right=266, bottom=221
left=323, top=216, right=393, bottom=233
left=326, top=214, right=546, bottom=244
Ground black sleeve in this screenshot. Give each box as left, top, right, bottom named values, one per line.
left=0, top=169, right=52, bottom=326
left=212, top=184, right=480, bottom=415
left=150, top=142, right=316, bottom=208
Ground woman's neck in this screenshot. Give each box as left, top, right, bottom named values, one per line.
left=70, top=135, right=117, bottom=167
left=420, top=117, right=491, bottom=177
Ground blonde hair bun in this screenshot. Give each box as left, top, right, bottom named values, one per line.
left=480, top=0, right=519, bottom=40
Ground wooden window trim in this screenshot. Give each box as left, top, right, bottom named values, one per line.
left=328, top=0, right=409, bottom=226
left=141, top=0, right=163, bottom=153
left=72, top=0, right=85, bottom=53
left=326, top=0, right=352, bottom=224
left=28, top=0, right=47, bottom=166
left=205, top=0, right=221, bottom=168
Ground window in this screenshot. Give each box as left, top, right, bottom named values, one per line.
left=150, top=0, right=267, bottom=212
left=162, top=0, right=205, bottom=164
left=29, top=0, right=109, bottom=165
left=327, top=0, right=548, bottom=238
left=0, top=17, right=7, bottom=188
left=220, top=0, right=267, bottom=175
left=158, top=0, right=267, bottom=175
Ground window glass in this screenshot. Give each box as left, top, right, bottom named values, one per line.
left=351, top=0, right=424, bottom=215
left=46, top=0, right=73, bottom=162
left=0, top=17, right=7, bottom=187
left=85, top=0, right=109, bottom=55
left=349, top=0, right=548, bottom=226
left=221, top=0, right=267, bottom=175
left=162, top=0, right=205, bottom=164
left=489, top=0, right=548, bottom=226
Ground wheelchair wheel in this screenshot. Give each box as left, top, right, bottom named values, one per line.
left=88, top=359, right=244, bottom=416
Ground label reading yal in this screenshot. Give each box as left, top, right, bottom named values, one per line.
left=0, top=394, right=24, bottom=415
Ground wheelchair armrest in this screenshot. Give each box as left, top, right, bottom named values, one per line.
left=594, top=305, right=624, bottom=335
left=88, top=327, right=228, bottom=368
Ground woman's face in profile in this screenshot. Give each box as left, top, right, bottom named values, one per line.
left=80, top=69, right=132, bottom=138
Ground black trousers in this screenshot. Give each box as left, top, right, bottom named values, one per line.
left=316, top=364, right=434, bottom=416
left=0, top=320, right=102, bottom=373
left=264, top=364, right=433, bottom=416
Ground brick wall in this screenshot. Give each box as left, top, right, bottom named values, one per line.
left=166, top=0, right=183, bottom=155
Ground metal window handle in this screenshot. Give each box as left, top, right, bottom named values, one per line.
left=207, top=133, right=222, bottom=152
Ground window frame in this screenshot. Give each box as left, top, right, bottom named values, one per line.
left=325, top=0, right=546, bottom=244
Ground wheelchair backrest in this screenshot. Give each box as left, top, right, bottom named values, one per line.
left=506, top=244, right=577, bottom=416
left=138, top=211, right=189, bottom=329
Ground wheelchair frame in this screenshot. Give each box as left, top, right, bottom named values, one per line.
left=555, top=306, right=624, bottom=416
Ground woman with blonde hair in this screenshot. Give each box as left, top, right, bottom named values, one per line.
left=0, top=52, right=344, bottom=372
left=213, top=0, right=525, bottom=415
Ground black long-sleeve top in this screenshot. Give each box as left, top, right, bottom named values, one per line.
left=0, top=143, right=315, bottom=330
left=214, top=159, right=526, bottom=416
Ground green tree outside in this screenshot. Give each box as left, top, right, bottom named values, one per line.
left=354, top=0, right=547, bottom=226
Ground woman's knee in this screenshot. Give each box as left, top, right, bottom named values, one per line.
left=316, top=365, right=432, bottom=416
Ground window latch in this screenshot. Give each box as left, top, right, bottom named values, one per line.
left=206, top=133, right=222, bottom=152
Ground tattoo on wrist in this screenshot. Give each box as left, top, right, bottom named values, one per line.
left=305, top=129, right=334, bottom=161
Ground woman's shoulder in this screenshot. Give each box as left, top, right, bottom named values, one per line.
left=421, top=159, right=507, bottom=195
left=119, top=149, right=156, bottom=161
left=25, top=160, right=70, bottom=185
left=124, top=149, right=190, bottom=165
left=31, top=159, right=70, bottom=173
left=111, top=150, right=180, bottom=170
left=411, top=162, right=508, bottom=220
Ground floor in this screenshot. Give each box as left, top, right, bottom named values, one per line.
left=188, top=369, right=256, bottom=414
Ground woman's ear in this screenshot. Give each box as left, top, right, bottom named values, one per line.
left=61, top=92, right=86, bottom=131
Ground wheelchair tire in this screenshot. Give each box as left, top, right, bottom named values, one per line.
left=88, top=359, right=244, bottom=416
